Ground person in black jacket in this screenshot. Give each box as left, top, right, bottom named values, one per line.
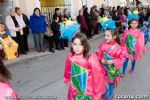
left=15, top=7, right=30, bottom=52
left=53, top=8, right=63, bottom=23
left=77, top=9, right=90, bottom=39
left=83, top=7, right=92, bottom=38
left=51, top=15, right=64, bottom=50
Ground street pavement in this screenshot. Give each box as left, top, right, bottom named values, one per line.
left=6, top=34, right=150, bottom=100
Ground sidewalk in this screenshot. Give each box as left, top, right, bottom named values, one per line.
left=4, top=33, right=104, bottom=66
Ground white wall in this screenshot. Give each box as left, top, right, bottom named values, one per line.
left=86, top=0, right=94, bottom=8
left=64, top=0, right=71, bottom=5
left=70, top=0, right=82, bottom=18
left=15, top=0, right=40, bottom=16
left=92, top=0, right=105, bottom=8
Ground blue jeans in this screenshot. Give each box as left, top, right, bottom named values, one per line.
left=122, top=58, right=136, bottom=74
left=33, top=33, right=44, bottom=52
left=104, top=83, right=114, bottom=100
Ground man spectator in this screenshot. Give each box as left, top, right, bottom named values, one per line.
left=15, top=7, right=30, bottom=52
left=53, top=8, right=62, bottom=23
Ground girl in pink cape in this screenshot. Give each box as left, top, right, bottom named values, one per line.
left=96, top=29, right=125, bottom=100
left=121, top=19, right=146, bottom=77
left=0, top=58, right=20, bottom=100
left=64, top=33, right=106, bottom=100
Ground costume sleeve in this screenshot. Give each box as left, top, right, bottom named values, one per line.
left=96, top=43, right=103, bottom=61
left=113, top=46, right=125, bottom=70
left=64, top=53, right=72, bottom=83
left=0, top=82, right=19, bottom=100
left=121, top=30, right=128, bottom=46
left=136, top=32, right=146, bottom=60
left=89, top=54, right=106, bottom=99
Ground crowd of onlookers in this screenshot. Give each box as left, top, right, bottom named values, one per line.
left=0, top=4, right=150, bottom=60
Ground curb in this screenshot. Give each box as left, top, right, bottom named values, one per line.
left=4, top=33, right=104, bottom=67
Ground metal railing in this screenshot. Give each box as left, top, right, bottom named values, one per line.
left=41, top=4, right=71, bottom=24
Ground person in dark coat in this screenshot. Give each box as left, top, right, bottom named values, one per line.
left=51, top=15, right=64, bottom=50
left=15, top=7, right=29, bottom=52
left=77, top=9, right=90, bottom=39
left=83, top=7, right=92, bottom=38
left=53, top=8, right=63, bottom=23
left=90, top=7, right=99, bottom=35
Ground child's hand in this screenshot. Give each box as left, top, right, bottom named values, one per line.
left=65, top=81, right=70, bottom=86
left=107, top=60, right=113, bottom=64
left=101, top=59, right=106, bottom=64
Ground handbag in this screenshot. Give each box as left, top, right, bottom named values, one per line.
left=45, top=19, right=53, bottom=37
left=45, top=26, right=53, bottom=37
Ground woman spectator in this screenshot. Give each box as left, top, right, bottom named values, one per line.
left=5, top=8, right=26, bottom=55
left=63, top=8, right=70, bottom=47
left=63, top=8, right=70, bottom=20
left=30, top=8, right=46, bottom=52
left=90, top=7, right=99, bottom=35
left=83, top=7, right=92, bottom=38
left=77, top=9, right=90, bottom=39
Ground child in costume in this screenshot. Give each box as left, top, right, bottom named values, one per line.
left=64, top=33, right=106, bottom=100
left=121, top=13, right=146, bottom=76
left=141, top=21, right=150, bottom=45
left=0, top=58, right=19, bottom=100
left=0, top=22, right=18, bottom=60
left=96, top=29, right=125, bottom=100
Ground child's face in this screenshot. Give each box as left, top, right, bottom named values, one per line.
left=104, top=30, right=114, bottom=42
left=55, top=17, right=59, bottom=23
left=72, top=38, right=84, bottom=54
left=130, top=20, right=138, bottom=28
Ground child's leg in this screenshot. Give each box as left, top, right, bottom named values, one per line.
left=122, top=58, right=129, bottom=75
left=103, top=85, right=109, bottom=98
left=54, top=37, right=60, bottom=49
left=59, top=38, right=65, bottom=49
left=107, top=83, right=114, bottom=100
left=130, top=59, right=136, bottom=72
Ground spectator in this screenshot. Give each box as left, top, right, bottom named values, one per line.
left=83, top=7, right=92, bottom=38
left=77, top=9, right=89, bottom=39
left=15, top=7, right=30, bottom=52
left=90, top=7, right=99, bottom=35
left=0, top=22, right=18, bottom=60
left=53, top=8, right=62, bottom=22
left=63, top=8, right=70, bottom=47
left=5, top=8, right=27, bottom=55
left=51, top=15, right=64, bottom=50
left=30, top=8, right=46, bottom=52
left=63, top=8, right=70, bottom=20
